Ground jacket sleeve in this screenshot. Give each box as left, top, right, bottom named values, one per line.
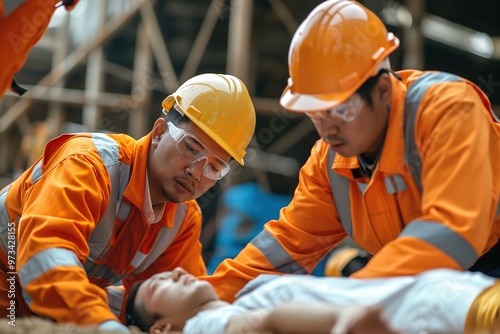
left=353, top=80, right=500, bottom=278
left=16, top=153, right=119, bottom=326
left=204, top=141, right=346, bottom=302
left=0, top=0, right=79, bottom=97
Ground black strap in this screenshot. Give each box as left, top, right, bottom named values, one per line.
left=10, top=78, right=27, bottom=96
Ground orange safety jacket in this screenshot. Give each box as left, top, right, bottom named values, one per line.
left=205, top=70, right=500, bottom=302
left=0, top=132, right=206, bottom=325
left=0, top=0, right=79, bottom=97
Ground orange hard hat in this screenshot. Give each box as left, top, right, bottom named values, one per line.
left=280, top=0, right=399, bottom=112
left=162, top=73, right=256, bottom=166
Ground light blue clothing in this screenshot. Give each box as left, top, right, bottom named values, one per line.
left=184, top=269, right=495, bottom=334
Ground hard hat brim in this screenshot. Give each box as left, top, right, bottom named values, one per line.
left=279, top=86, right=350, bottom=112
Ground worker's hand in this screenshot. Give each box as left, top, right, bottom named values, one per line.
left=329, top=306, right=402, bottom=334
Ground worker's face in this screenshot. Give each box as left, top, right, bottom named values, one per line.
left=308, top=75, right=392, bottom=160
left=135, top=267, right=219, bottom=332
left=148, top=118, right=231, bottom=204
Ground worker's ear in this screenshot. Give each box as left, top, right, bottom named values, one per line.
left=151, top=118, right=167, bottom=147
left=374, top=73, right=392, bottom=105
left=149, top=319, right=172, bottom=334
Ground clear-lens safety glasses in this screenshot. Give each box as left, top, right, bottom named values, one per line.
left=167, top=122, right=230, bottom=180
left=305, top=94, right=365, bottom=123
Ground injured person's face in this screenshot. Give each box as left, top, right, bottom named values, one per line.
left=128, top=267, right=219, bottom=333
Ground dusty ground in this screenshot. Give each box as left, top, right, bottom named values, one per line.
left=0, top=317, right=147, bottom=334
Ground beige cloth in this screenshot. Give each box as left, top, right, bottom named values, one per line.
left=0, top=317, right=148, bottom=334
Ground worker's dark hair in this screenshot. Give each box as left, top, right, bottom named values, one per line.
left=125, top=280, right=151, bottom=332
left=355, top=69, right=399, bottom=107
left=164, top=105, right=193, bottom=125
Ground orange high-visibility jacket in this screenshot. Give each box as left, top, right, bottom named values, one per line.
left=206, top=70, right=500, bottom=302
left=0, top=132, right=206, bottom=325
left=0, top=0, right=79, bottom=97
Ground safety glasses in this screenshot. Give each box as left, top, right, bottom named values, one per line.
left=167, top=122, right=230, bottom=180
left=305, top=94, right=365, bottom=123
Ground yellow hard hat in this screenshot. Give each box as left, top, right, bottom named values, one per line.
left=280, top=0, right=399, bottom=112
left=162, top=73, right=256, bottom=166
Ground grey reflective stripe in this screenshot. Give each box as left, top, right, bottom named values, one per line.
left=87, top=134, right=131, bottom=262
left=116, top=202, right=132, bottom=222
left=19, top=247, right=83, bottom=305
left=400, top=220, right=478, bottom=269
left=0, top=184, right=11, bottom=226
left=0, top=185, right=11, bottom=229
left=86, top=163, right=131, bottom=262
left=496, top=200, right=500, bottom=219
left=132, top=203, right=188, bottom=274
left=84, top=134, right=133, bottom=284
left=131, top=251, right=147, bottom=268
left=250, top=229, right=307, bottom=274
left=83, top=262, right=125, bottom=284
left=404, top=72, right=461, bottom=191
left=384, top=175, right=408, bottom=194
left=327, top=149, right=353, bottom=237
left=19, top=248, right=83, bottom=286
left=107, top=287, right=125, bottom=318
left=357, top=182, right=368, bottom=195
left=393, top=175, right=407, bottom=192
left=115, top=162, right=132, bottom=222
left=0, top=185, right=13, bottom=255
left=31, top=161, right=43, bottom=184
left=3, top=0, right=28, bottom=16
left=92, top=133, right=120, bottom=168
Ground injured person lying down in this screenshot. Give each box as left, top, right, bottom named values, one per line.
left=125, top=267, right=499, bottom=334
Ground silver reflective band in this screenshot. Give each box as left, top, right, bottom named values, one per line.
left=19, top=248, right=83, bottom=287
left=167, top=122, right=230, bottom=180
left=328, top=149, right=353, bottom=238
left=251, top=229, right=307, bottom=274
left=400, top=220, right=478, bottom=269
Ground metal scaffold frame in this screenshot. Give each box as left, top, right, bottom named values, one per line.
left=0, top=0, right=317, bottom=187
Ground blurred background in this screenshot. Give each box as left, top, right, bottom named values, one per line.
left=1, top=0, right=499, bottom=273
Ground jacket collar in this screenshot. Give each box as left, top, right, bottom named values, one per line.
left=123, top=132, right=151, bottom=211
